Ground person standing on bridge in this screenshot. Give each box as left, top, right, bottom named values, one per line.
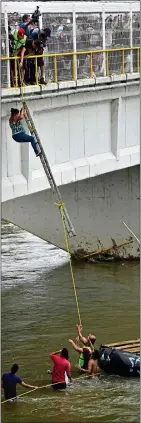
left=9, top=107, right=41, bottom=156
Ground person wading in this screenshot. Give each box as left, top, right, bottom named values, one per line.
left=69, top=325, right=96, bottom=371
left=50, top=348, right=72, bottom=390
left=1, top=363, right=38, bottom=401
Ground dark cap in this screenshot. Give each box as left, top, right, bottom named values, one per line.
left=43, top=28, right=51, bottom=38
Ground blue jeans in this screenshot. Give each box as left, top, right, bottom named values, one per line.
left=12, top=131, right=39, bottom=155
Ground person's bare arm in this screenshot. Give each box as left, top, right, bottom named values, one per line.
left=75, top=364, right=88, bottom=373
left=50, top=350, right=61, bottom=361
left=20, top=107, right=24, bottom=119
left=19, top=47, right=26, bottom=68
left=76, top=325, right=88, bottom=345
left=69, top=339, right=83, bottom=353
left=21, top=381, right=38, bottom=389
left=50, top=350, right=61, bottom=356
left=88, top=336, right=94, bottom=352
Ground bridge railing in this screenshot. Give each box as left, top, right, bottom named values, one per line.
left=1, top=2, right=140, bottom=88
left=1, top=47, right=140, bottom=89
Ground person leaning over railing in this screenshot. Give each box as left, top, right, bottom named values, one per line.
left=17, top=30, right=51, bottom=85
left=29, top=27, right=51, bottom=84
left=19, top=38, right=46, bottom=85
left=12, top=27, right=27, bottom=86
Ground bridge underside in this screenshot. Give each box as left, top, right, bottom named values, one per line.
left=2, top=166, right=140, bottom=259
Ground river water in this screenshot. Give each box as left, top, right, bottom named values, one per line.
left=1, top=221, right=140, bottom=423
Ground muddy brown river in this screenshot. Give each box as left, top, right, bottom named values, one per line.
left=1, top=221, right=140, bottom=423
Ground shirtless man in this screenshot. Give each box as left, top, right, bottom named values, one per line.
left=76, top=349, right=100, bottom=377
left=87, top=350, right=100, bottom=377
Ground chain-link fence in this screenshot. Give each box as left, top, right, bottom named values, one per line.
left=1, top=14, right=8, bottom=88
left=42, top=13, right=73, bottom=80
left=133, top=12, right=140, bottom=72
left=1, top=8, right=140, bottom=87
left=76, top=13, right=103, bottom=78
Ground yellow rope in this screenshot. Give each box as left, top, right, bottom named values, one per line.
left=1, top=373, right=101, bottom=404
left=56, top=203, right=81, bottom=326
left=18, top=64, right=24, bottom=105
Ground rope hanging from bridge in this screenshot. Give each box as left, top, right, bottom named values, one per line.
left=56, top=202, right=82, bottom=326
left=19, top=68, right=82, bottom=325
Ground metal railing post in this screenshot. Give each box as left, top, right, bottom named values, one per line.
left=90, top=53, right=93, bottom=78
left=106, top=51, right=109, bottom=76
left=39, top=13, right=42, bottom=31
left=130, top=10, right=133, bottom=73
left=14, top=58, right=18, bottom=88
left=102, top=11, right=106, bottom=76
left=53, top=56, right=57, bottom=83
left=73, top=10, right=77, bottom=81
left=122, top=49, right=125, bottom=74
left=4, top=11, right=10, bottom=88
left=35, top=57, right=38, bottom=85
left=137, top=48, right=140, bottom=73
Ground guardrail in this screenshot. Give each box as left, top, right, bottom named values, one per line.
left=1, top=47, right=140, bottom=89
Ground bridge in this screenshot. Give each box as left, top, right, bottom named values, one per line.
left=1, top=1, right=140, bottom=258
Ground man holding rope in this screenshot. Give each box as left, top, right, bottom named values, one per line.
left=1, top=363, right=38, bottom=402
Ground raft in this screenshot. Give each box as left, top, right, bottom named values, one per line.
left=99, top=338, right=140, bottom=377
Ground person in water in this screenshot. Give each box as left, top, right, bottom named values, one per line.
left=50, top=348, right=72, bottom=390
left=69, top=335, right=94, bottom=372
left=77, top=350, right=100, bottom=377
left=88, top=350, right=100, bottom=377
left=9, top=108, right=41, bottom=156
left=1, top=363, right=38, bottom=401
left=76, top=324, right=96, bottom=348
left=70, top=324, right=96, bottom=370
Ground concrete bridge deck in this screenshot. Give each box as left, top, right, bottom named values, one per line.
left=1, top=1, right=140, bottom=257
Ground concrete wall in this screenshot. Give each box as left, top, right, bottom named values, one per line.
left=2, top=81, right=140, bottom=203
left=2, top=166, right=140, bottom=258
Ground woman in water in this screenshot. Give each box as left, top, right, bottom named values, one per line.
left=9, top=107, right=41, bottom=156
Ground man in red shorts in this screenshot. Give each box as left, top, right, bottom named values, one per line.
left=50, top=348, right=71, bottom=390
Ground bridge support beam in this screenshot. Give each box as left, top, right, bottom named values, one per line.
left=111, top=97, right=122, bottom=161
